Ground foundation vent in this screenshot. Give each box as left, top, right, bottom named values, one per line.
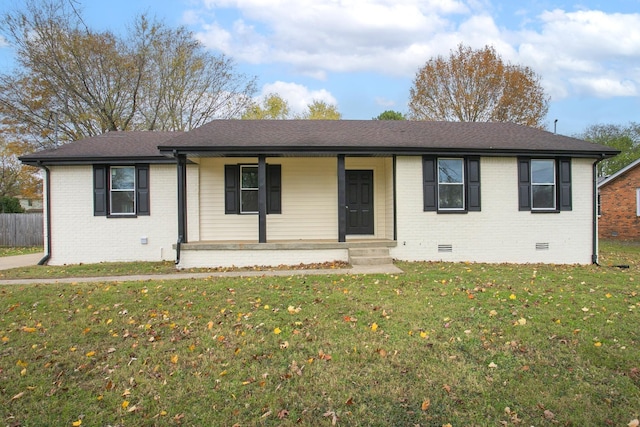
left=438, top=244, right=453, bottom=253
left=535, top=243, right=550, bottom=251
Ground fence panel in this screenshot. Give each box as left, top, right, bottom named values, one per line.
left=0, top=213, right=44, bottom=247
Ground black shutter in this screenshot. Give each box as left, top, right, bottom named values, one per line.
left=558, top=158, right=572, bottom=211
left=423, top=156, right=437, bottom=211
left=93, top=165, right=107, bottom=216
left=224, top=165, right=240, bottom=214
left=467, top=157, right=481, bottom=211
left=136, top=165, right=150, bottom=216
left=517, top=158, right=531, bottom=211
left=267, top=164, right=282, bottom=214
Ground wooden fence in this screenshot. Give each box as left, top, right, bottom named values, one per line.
left=0, top=213, right=44, bottom=247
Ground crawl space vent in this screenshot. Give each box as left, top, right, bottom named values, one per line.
left=536, top=243, right=550, bottom=251
left=438, top=244, right=453, bottom=253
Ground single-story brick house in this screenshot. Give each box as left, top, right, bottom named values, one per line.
left=598, top=158, right=640, bottom=240
left=20, top=120, right=618, bottom=267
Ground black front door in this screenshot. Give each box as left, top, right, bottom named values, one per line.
left=346, top=170, right=374, bottom=235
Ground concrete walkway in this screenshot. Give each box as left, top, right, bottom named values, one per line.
left=0, top=253, right=403, bottom=285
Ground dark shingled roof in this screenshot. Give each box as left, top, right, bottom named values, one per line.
left=21, top=121, right=618, bottom=165
left=20, top=131, right=181, bottom=165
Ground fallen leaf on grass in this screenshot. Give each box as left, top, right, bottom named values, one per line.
left=544, top=410, right=555, bottom=420
left=628, top=420, right=639, bottom=427
left=421, top=399, right=430, bottom=411
left=72, top=420, right=82, bottom=426
left=273, top=327, right=282, bottom=335
left=323, top=411, right=338, bottom=426
left=371, top=322, right=378, bottom=332
left=11, top=391, right=25, bottom=401
left=278, top=409, right=289, bottom=419
left=443, top=384, right=451, bottom=394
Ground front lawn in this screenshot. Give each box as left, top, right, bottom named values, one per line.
left=0, top=245, right=638, bottom=426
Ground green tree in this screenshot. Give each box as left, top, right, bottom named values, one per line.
left=579, top=123, right=640, bottom=177
left=0, top=0, right=257, bottom=148
left=374, top=110, right=406, bottom=120
left=409, top=44, right=549, bottom=128
left=0, top=196, right=25, bottom=213
left=241, top=94, right=291, bottom=120
left=298, top=100, right=341, bottom=120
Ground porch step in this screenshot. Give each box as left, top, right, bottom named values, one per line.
left=348, top=247, right=394, bottom=266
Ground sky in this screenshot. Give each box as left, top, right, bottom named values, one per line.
left=1, top=0, right=639, bottom=136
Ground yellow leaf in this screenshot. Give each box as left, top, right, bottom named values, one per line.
left=16, top=360, right=28, bottom=368
left=594, top=342, right=602, bottom=347
left=170, top=355, right=179, bottom=364
left=371, top=323, right=378, bottom=332
left=160, top=410, right=168, bottom=416
left=489, top=310, right=498, bottom=317
left=207, top=321, right=214, bottom=330
left=1, top=336, right=9, bottom=343
left=517, top=318, right=527, bottom=326
left=20, top=368, right=27, bottom=376
left=421, top=399, right=430, bottom=411
left=420, top=331, right=428, bottom=339
left=122, top=400, right=129, bottom=409
left=509, top=294, right=516, bottom=300
left=70, top=347, right=77, bottom=352
left=72, top=420, right=82, bottom=426
left=22, top=327, right=37, bottom=333
left=263, top=305, right=270, bottom=310
left=273, top=327, right=282, bottom=335
left=605, top=293, right=612, bottom=298
left=86, top=351, right=96, bottom=357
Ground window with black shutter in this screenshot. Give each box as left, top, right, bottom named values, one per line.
left=423, top=156, right=481, bottom=213
left=224, top=164, right=282, bottom=214
left=93, top=164, right=150, bottom=217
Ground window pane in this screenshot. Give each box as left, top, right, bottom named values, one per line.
left=532, top=185, right=554, bottom=209
left=531, top=160, right=554, bottom=184
left=241, top=189, right=258, bottom=213
left=439, top=184, right=464, bottom=209
left=241, top=166, right=258, bottom=189
left=111, top=167, right=135, bottom=190
left=111, top=191, right=135, bottom=214
left=438, top=159, right=463, bottom=183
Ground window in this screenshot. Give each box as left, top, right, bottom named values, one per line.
left=240, top=165, right=259, bottom=213
left=636, top=188, right=640, bottom=217
left=423, top=156, right=481, bottom=212
left=531, top=159, right=555, bottom=210
left=438, top=158, right=464, bottom=210
left=518, top=157, right=571, bottom=212
left=93, top=165, right=150, bottom=216
left=110, top=166, right=136, bottom=214
left=225, top=164, right=281, bottom=214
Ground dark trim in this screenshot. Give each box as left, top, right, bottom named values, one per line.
left=177, top=155, right=188, bottom=244
left=21, top=157, right=177, bottom=166
left=224, top=165, right=240, bottom=214
left=37, top=162, right=51, bottom=265
left=258, top=155, right=267, bottom=243
left=392, top=155, right=397, bottom=241
left=518, top=157, right=572, bottom=212
left=158, top=146, right=618, bottom=159
left=93, top=165, right=108, bottom=216
left=423, top=156, right=480, bottom=213
left=136, top=164, right=150, bottom=216
left=337, top=155, right=346, bottom=242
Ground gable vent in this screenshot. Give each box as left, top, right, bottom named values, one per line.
left=438, top=244, right=453, bottom=253
left=536, top=243, right=550, bottom=251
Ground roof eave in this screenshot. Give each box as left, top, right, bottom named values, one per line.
left=20, top=155, right=175, bottom=166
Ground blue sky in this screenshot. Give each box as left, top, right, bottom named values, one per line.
left=1, top=0, right=639, bottom=136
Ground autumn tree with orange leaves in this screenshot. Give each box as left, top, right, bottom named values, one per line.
left=409, top=44, right=549, bottom=128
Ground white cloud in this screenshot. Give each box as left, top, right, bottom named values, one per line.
left=190, top=1, right=640, bottom=102
left=258, top=81, right=338, bottom=115
left=0, top=35, right=8, bottom=48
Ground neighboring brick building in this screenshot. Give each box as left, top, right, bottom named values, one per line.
left=598, top=158, right=640, bottom=240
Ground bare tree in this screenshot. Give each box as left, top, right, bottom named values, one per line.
left=0, top=0, right=257, bottom=148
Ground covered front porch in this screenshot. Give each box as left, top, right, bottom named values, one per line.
left=173, top=153, right=397, bottom=268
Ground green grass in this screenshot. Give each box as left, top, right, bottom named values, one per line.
left=0, top=247, right=42, bottom=257
left=0, top=243, right=639, bottom=426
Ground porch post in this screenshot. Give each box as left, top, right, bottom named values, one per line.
left=258, top=155, right=267, bottom=243
left=337, top=154, right=346, bottom=242
left=176, top=154, right=188, bottom=243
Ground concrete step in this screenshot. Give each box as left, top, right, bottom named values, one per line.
left=348, top=247, right=394, bottom=266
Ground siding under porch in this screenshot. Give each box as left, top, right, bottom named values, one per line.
left=177, top=239, right=397, bottom=269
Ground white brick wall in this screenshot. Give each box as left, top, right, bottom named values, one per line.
left=178, top=248, right=349, bottom=269
left=391, top=156, right=596, bottom=264
left=47, top=165, right=180, bottom=265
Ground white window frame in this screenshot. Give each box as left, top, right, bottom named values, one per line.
left=240, top=165, right=259, bottom=214
left=437, top=158, right=465, bottom=211
left=531, top=159, right=556, bottom=211
left=109, top=166, right=136, bottom=215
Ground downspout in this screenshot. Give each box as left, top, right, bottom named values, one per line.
left=174, top=151, right=187, bottom=265
left=592, top=156, right=605, bottom=265
left=37, top=161, right=51, bottom=265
